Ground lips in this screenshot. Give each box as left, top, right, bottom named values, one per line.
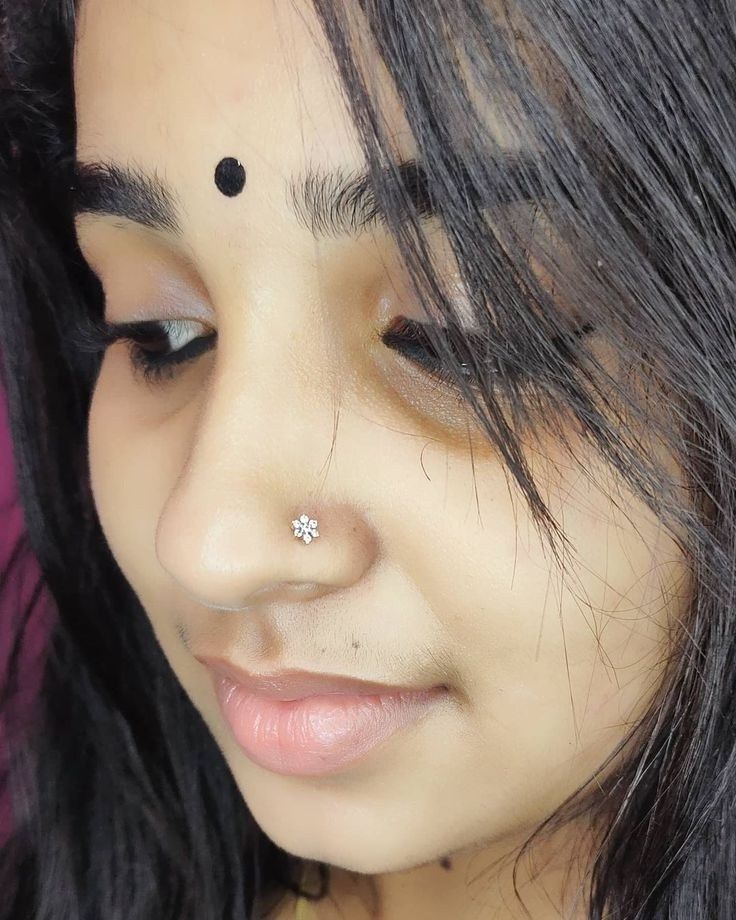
left=194, top=653, right=441, bottom=701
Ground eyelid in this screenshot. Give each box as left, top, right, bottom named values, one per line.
left=74, top=235, right=214, bottom=326
left=65, top=312, right=213, bottom=355
left=380, top=313, right=597, bottom=393
left=111, top=315, right=214, bottom=339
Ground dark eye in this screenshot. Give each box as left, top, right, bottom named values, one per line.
left=66, top=314, right=217, bottom=384
left=121, top=319, right=217, bottom=384
left=380, top=315, right=503, bottom=386
left=380, top=315, right=595, bottom=390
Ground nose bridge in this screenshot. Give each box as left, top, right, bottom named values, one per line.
left=154, top=275, right=375, bottom=611
left=216, top=255, right=347, bottom=483
left=214, top=249, right=340, bottom=432
left=191, top=325, right=338, bottom=508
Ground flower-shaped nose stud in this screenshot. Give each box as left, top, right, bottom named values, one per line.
left=291, top=514, right=320, bottom=544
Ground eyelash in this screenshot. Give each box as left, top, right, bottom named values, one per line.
left=69, top=315, right=218, bottom=384
left=381, top=316, right=503, bottom=388
left=380, top=315, right=595, bottom=390
left=67, top=312, right=594, bottom=390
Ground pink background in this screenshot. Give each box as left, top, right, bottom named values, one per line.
left=0, top=357, right=56, bottom=847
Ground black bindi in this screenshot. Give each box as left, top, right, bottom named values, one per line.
left=214, top=157, right=246, bottom=197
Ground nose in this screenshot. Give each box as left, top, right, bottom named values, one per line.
left=157, top=496, right=376, bottom=611
left=154, top=309, right=379, bottom=612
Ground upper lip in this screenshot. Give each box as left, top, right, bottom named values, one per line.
left=195, top=654, right=442, bottom=701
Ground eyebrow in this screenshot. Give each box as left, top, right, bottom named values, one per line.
left=70, top=153, right=545, bottom=240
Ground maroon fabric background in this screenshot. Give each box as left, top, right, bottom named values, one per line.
left=0, top=357, right=56, bottom=847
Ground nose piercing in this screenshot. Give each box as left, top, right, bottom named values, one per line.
left=291, top=514, right=320, bottom=544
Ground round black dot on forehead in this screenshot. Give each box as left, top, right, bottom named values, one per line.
left=214, top=157, right=246, bottom=197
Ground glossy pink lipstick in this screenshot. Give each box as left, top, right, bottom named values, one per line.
left=197, top=656, right=446, bottom=777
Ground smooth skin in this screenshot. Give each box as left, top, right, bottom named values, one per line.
left=74, top=1, right=690, bottom=917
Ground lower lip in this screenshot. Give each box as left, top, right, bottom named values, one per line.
left=211, top=674, right=444, bottom=776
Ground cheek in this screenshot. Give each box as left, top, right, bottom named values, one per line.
left=421, top=440, right=689, bottom=818
left=87, top=356, right=185, bottom=610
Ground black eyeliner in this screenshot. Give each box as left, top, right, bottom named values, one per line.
left=65, top=313, right=161, bottom=355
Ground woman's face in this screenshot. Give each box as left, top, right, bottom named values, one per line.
left=75, top=0, right=689, bottom=889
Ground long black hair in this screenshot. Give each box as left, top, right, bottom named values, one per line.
left=1, top=0, right=735, bottom=917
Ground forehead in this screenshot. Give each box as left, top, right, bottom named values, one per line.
left=74, top=0, right=526, bottom=171
left=74, top=0, right=405, bottom=179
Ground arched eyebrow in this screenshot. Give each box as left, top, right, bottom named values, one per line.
left=70, top=154, right=544, bottom=240
left=286, top=160, right=435, bottom=237
left=71, top=161, right=182, bottom=235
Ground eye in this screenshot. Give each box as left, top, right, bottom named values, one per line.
left=380, top=315, right=509, bottom=390
left=381, top=316, right=492, bottom=385
left=67, top=314, right=217, bottom=384
left=380, top=315, right=595, bottom=391
left=124, top=319, right=217, bottom=384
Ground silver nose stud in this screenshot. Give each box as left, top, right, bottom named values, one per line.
left=291, top=513, right=320, bottom=544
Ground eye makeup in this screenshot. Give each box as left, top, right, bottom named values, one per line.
left=380, top=315, right=595, bottom=391
left=66, top=308, right=594, bottom=393
left=67, top=313, right=217, bottom=385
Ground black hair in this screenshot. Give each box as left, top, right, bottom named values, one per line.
left=1, top=0, right=735, bottom=917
